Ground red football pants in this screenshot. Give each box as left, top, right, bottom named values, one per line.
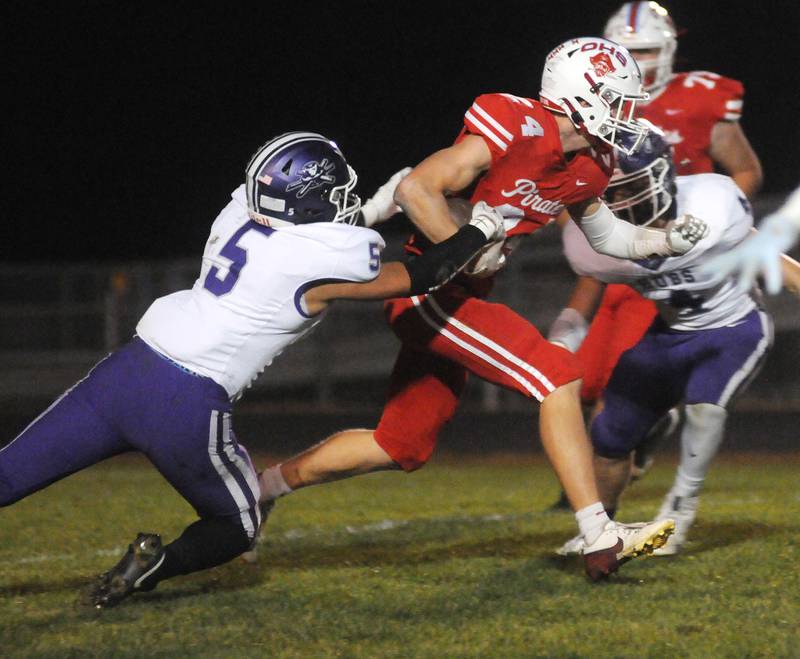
left=575, top=284, right=657, bottom=405
left=374, top=285, right=582, bottom=471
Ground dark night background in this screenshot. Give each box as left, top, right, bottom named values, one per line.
left=6, top=1, right=800, bottom=263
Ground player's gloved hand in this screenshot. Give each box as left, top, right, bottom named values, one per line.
left=700, top=211, right=799, bottom=294
left=468, top=201, right=506, bottom=242
left=665, top=214, right=709, bottom=255
left=461, top=201, right=507, bottom=277
left=465, top=240, right=507, bottom=277
left=360, top=167, right=413, bottom=228
left=547, top=307, right=588, bottom=353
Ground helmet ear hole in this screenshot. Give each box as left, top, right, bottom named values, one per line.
left=281, top=159, right=293, bottom=176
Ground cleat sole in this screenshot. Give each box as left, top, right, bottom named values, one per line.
left=618, top=519, right=675, bottom=564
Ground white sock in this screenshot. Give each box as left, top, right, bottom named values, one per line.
left=575, top=502, right=611, bottom=545
left=258, top=465, right=292, bottom=502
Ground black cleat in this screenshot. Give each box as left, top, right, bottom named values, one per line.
left=547, top=489, right=572, bottom=512
left=87, top=533, right=165, bottom=608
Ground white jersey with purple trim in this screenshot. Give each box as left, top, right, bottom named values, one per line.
left=137, top=184, right=384, bottom=400
left=563, top=173, right=755, bottom=331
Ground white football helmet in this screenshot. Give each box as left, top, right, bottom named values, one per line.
left=540, top=37, right=650, bottom=155
left=604, top=2, right=678, bottom=93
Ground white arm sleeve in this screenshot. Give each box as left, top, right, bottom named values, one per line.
left=577, top=202, right=673, bottom=260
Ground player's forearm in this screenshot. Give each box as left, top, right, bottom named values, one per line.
left=779, top=253, right=800, bottom=299
left=395, top=136, right=491, bottom=243
left=731, top=168, right=763, bottom=200
left=575, top=201, right=674, bottom=259
left=306, top=225, right=490, bottom=309
left=395, top=175, right=460, bottom=243
left=564, top=276, right=605, bottom=320
left=710, top=121, right=763, bottom=200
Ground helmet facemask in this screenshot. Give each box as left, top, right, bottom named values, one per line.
left=604, top=154, right=675, bottom=226
left=568, top=80, right=650, bottom=155
left=328, top=165, right=361, bottom=225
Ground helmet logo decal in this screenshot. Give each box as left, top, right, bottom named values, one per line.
left=286, top=158, right=337, bottom=198
left=589, top=52, right=616, bottom=77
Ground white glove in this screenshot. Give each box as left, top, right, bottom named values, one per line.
left=360, top=166, right=413, bottom=228
left=468, top=201, right=506, bottom=242
left=666, top=214, right=709, bottom=255
left=700, top=211, right=798, bottom=294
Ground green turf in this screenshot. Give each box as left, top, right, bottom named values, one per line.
left=1, top=452, right=798, bottom=658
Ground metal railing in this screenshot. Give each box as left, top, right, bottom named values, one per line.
left=2, top=193, right=798, bottom=407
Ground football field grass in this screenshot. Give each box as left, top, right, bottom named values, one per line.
left=1, top=451, right=798, bottom=658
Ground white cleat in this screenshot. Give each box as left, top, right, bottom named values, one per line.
left=652, top=493, right=698, bottom=556
left=582, top=519, right=675, bottom=581
left=555, top=533, right=585, bottom=556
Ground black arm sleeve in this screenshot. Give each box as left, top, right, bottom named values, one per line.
left=404, top=225, right=488, bottom=295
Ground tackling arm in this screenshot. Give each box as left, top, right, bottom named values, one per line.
left=567, top=198, right=708, bottom=259
left=303, top=205, right=504, bottom=314
left=394, top=135, right=493, bottom=244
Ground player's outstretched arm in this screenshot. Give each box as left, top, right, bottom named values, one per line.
left=303, top=203, right=505, bottom=313
left=700, top=185, right=800, bottom=294
left=360, top=167, right=413, bottom=228
left=394, top=135, right=492, bottom=244
left=567, top=198, right=709, bottom=259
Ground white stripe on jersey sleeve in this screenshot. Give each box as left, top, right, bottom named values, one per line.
left=500, top=93, right=533, bottom=107
left=724, top=112, right=742, bottom=121
left=470, top=102, right=514, bottom=140
left=464, top=110, right=508, bottom=151
left=725, top=100, right=743, bottom=110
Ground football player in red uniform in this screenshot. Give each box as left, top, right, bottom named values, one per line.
left=548, top=3, right=767, bottom=491
left=251, top=37, right=710, bottom=580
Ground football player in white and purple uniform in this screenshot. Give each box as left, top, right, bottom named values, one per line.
left=555, top=129, right=772, bottom=555
left=0, top=131, right=503, bottom=607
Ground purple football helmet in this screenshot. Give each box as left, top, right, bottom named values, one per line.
left=604, top=122, right=677, bottom=226
left=245, top=132, right=360, bottom=226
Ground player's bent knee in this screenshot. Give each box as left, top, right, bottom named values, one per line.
left=591, top=413, right=636, bottom=459
left=373, top=429, right=434, bottom=472
left=0, top=469, right=21, bottom=507
left=541, top=377, right=582, bottom=404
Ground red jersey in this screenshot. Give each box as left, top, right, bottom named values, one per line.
left=460, top=93, right=614, bottom=237
left=639, top=71, right=744, bottom=175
